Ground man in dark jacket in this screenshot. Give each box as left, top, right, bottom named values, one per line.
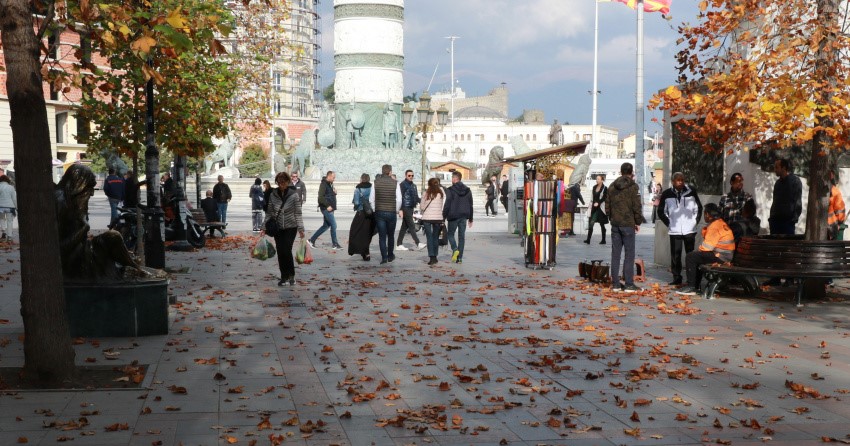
left=212, top=175, right=232, bottom=224
left=103, top=168, right=124, bottom=228
left=308, top=171, right=341, bottom=249
left=605, top=162, right=643, bottom=293
left=122, top=170, right=145, bottom=209
left=200, top=190, right=219, bottom=236
left=500, top=175, right=510, bottom=213
left=370, top=165, right=402, bottom=264
left=396, top=170, right=424, bottom=250
left=290, top=171, right=306, bottom=206
left=769, top=158, right=802, bottom=235
left=443, top=171, right=474, bottom=263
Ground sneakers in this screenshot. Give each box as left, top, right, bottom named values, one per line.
left=456, top=258, right=463, bottom=264
left=675, top=286, right=699, bottom=296
left=451, top=250, right=460, bottom=263
left=396, top=244, right=410, bottom=251
left=610, top=284, right=625, bottom=293
left=621, top=284, right=642, bottom=293
left=416, top=242, right=427, bottom=250
left=583, top=239, right=590, bottom=244
left=306, top=239, right=316, bottom=249
left=668, top=278, right=683, bottom=286
left=332, top=243, right=343, bottom=250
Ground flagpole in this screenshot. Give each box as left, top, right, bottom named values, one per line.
left=635, top=0, right=646, bottom=197
left=592, top=0, right=600, bottom=158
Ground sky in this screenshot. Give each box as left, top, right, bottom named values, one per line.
left=316, top=0, right=702, bottom=138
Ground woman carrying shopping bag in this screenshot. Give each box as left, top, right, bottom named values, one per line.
left=263, top=172, right=304, bottom=286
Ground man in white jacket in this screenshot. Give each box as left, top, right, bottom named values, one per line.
left=658, top=172, right=703, bottom=286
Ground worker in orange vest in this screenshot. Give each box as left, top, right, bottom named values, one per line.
left=676, top=203, right=736, bottom=296
left=828, top=172, right=846, bottom=240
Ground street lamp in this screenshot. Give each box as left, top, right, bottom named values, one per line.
left=402, top=91, right=448, bottom=190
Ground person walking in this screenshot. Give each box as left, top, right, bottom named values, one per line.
left=769, top=158, right=802, bottom=235
left=719, top=173, right=755, bottom=227
left=0, top=175, right=17, bottom=240
left=444, top=171, right=474, bottom=263
left=485, top=175, right=499, bottom=217
left=651, top=182, right=662, bottom=223
left=605, top=162, right=643, bottom=293
left=567, top=182, right=585, bottom=236
left=308, top=171, right=341, bottom=250
left=396, top=170, right=426, bottom=251
left=420, top=177, right=445, bottom=265
left=290, top=171, right=306, bottom=206
left=212, top=175, right=232, bottom=224
left=370, top=164, right=402, bottom=264
left=499, top=174, right=510, bottom=213
left=103, top=168, right=124, bottom=229
left=264, top=172, right=305, bottom=286
left=262, top=180, right=272, bottom=212
left=249, top=178, right=264, bottom=232
left=349, top=173, right=375, bottom=261
left=658, top=172, right=703, bottom=286
left=584, top=175, right=608, bottom=244
left=676, top=203, right=735, bottom=296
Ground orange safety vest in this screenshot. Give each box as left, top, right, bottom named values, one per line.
left=700, top=219, right=736, bottom=261
left=828, top=185, right=846, bottom=226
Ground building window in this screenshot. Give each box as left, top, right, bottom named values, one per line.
left=443, top=135, right=446, bottom=141
left=442, top=149, right=447, bottom=156
left=533, top=134, right=537, bottom=141
left=273, top=72, right=283, bottom=92
left=274, top=99, right=282, bottom=116
left=430, top=134, right=433, bottom=142
left=467, top=134, right=471, bottom=141
left=480, top=149, right=486, bottom=156
left=496, top=135, right=501, bottom=142
left=80, top=32, right=92, bottom=64
left=525, top=134, right=530, bottom=141
left=56, top=112, right=67, bottom=144
left=504, top=134, right=508, bottom=141
left=460, top=134, right=464, bottom=142
left=480, top=134, right=484, bottom=141
left=75, top=115, right=90, bottom=143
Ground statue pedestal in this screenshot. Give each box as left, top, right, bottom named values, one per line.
left=310, top=147, right=424, bottom=181
left=64, top=279, right=170, bottom=337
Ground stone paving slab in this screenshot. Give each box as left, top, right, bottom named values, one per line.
left=0, top=228, right=849, bottom=446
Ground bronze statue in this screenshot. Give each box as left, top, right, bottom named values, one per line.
left=57, top=164, right=145, bottom=282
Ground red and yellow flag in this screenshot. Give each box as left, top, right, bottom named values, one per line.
left=614, top=0, right=671, bottom=14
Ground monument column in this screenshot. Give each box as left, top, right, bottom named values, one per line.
left=333, top=0, right=404, bottom=149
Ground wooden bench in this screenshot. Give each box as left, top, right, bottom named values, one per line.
left=700, top=235, right=850, bottom=306
left=190, top=209, right=227, bottom=238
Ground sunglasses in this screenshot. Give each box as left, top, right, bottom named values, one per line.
left=406, top=175, right=414, bottom=178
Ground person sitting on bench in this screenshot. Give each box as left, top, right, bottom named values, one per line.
left=677, top=203, right=735, bottom=296
left=200, top=190, right=219, bottom=237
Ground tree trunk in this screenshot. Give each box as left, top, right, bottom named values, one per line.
left=1, top=0, right=76, bottom=383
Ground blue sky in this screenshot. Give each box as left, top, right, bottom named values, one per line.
left=317, top=0, right=701, bottom=137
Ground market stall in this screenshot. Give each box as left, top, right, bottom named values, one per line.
left=504, top=141, right=589, bottom=269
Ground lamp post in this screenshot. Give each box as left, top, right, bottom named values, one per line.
left=402, top=91, right=448, bottom=190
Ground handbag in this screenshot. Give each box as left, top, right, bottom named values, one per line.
left=438, top=223, right=449, bottom=246
left=264, top=189, right=289, bottom=237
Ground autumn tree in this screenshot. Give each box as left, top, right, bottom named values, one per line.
left=0, top=0, right=76, bottom=383
left=0, top=0, right=233, bottom=383
left=56, top=0, right=237, bottom=160
left=650, top=0, right=850, bottom=241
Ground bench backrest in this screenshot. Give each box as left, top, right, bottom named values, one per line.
left=733, top=236, right=850, bottom=272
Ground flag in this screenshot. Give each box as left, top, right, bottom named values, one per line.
left=614, top=0, right=671, bottom=14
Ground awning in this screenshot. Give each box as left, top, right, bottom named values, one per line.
left=503, top=141, right=589, bottom=163
left=52, top=159, right=63, bottom=166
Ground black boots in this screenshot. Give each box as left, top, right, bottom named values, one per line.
left=600, top=229, right=607, bottom=244
left=585, top=227, right=593, bottom=244
left=428, top=256, right=438, bottom=265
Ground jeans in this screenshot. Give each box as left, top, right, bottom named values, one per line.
left=611, top=225, right=636, bottom=287
left=217, top=202, right=228, bottom=224
left=108, top=198, right=121, bottom=227
left=311, top=208, right=339, bottom=245
left=686, top=250, right=719, bottom=290
left=397, top=207, right=420, bottom=245
left=0, top=211, right=14, bottom=236
left=423, top=221, right=442, bottom=257
left=274, top=227, right=298, bottom=280
left=447, top=218, right=467, bottom=258
left=669, top=233, right=696, bottom=282
left=252, top=210, right=263, bottom=231
left=375, top=211, right=397, bottom=261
